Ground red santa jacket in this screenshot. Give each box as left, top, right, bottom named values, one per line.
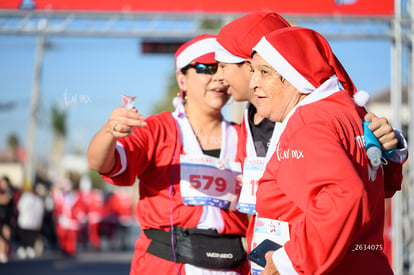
left=52, top=188, right=85, bottom=230
left=101, top=111, right=248, bottom=235
left=256, top=91, right=401, bottom=274
left=80, top=189, right=104, bottom=224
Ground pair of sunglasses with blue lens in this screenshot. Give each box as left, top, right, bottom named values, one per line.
left=181, top=62, right=218, bottom=75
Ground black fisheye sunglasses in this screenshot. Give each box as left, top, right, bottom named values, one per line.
left=181, top=62, right=218, bottom=75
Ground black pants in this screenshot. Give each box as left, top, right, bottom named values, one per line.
left=19, top=228, right=40, bottom=248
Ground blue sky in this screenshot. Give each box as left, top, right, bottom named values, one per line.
left=0, top=35, right=173, bottom=158
left=0, top=26, right=396, bottom=160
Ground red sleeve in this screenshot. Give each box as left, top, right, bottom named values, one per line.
left=383, top=160, right=403, bottom=198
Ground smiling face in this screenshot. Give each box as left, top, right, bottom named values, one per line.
left=177, top=62, right=230, bottom=113
left=249, top=53, right=306, bottom=122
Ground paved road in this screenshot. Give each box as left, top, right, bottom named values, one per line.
left=0, top=249, right=134, bottom=275
left=0, top=224, right=140, bottom=275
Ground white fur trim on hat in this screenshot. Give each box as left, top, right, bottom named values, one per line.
left=175, top=37, right=217, bottom=71
left=215, top=42, right=246, bottom=63
left=253, top=37, right=316, bottom=93
left=353, top=90, right=371, bottom=107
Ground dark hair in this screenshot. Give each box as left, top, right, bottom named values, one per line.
left=180, top=64, right=192, bottom=75
left=1, top=176, right=11, bottom=187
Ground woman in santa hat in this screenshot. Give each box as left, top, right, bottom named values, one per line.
left=214, top=11, right=407, bottom=273
left=87, top=34, right=248, bottom=275
left=248, top=27, right=406, bottom=274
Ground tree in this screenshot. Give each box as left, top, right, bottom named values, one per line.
left=6, top=132, right=20, bottom=161
left=52, top=104, right=66, bottom=137
left=50, top=104, right=67, bottom=179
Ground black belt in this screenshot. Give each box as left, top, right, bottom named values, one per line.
left=144, top=226, right=246, bottom=269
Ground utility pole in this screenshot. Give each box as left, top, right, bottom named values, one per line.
left=23, top=19, right=46, bottom=188
left=391, top=0, right=403, bottom=273
left=408, top=0, right=414, bottom=273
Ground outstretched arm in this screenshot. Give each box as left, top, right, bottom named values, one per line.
left=87, top=107, right=147, bottom=174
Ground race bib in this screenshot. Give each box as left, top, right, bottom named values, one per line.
left=251, top=217, right=290, bottom=275
left=237, top=158, right=266, bottom=214
left=180, top=155, right=242, bottom=210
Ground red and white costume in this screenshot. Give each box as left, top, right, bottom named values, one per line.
left=215, top=14, right=407, bottom=268
left=80, top=188, right=104, bottom=249
left=100, top=34, right=249, bottom=275
left=250, top=27, right=405, bottom=275
left=257, top=90, right=394, bottom=274
left=101, top=110, right=248, bottom=274
left=52, top=180, right=85, bottom=256
left=216, top=13, right=292, bottom=262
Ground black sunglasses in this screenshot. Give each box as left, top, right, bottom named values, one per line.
left=181, top=62, right=218, bottom=75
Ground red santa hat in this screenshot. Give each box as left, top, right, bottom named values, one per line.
left=252, top=26, right=370, bottom=107
left=215, top=12, right=291, bottom=63
left=173, top=34, right=218, bottom=107
left=175, top=34, right=218, bottom=71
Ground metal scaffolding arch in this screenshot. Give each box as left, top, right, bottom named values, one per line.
left=0, top=10, right=404, bottom=40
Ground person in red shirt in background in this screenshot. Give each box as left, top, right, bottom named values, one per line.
left=52, top=176, right=86, bottom=257
left=79, top=175, right=104, bottom=251
left=103, top=187, right=134, bottom=251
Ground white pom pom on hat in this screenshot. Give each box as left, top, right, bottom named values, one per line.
left=172, top=95, right=184, bottom=108
left=353, top=90, right=371, bottom=107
